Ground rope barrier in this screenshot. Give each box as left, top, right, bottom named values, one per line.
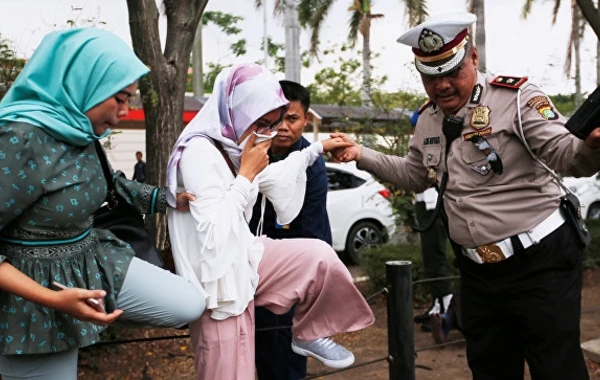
left=412, top=275, right=460, bottom=285
left=365, top=286, right=388, bottom=302
left=87, top=272, right=600, bottom=378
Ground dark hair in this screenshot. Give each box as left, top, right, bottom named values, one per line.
left=279, top=80, right=310, bottom=113
left=136, top=151, right=143, bottom=156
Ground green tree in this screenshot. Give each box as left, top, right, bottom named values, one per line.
left=306, top=49, right=363, bottom=106
left=307, top=51, right=426, bottom=233
left=299, top=0, right=428, bottom=105
left=522, top=0, right=584, bottom=107
left=0, top=35, right=24, bottom=99
left=191, top=11, right=247, bottom=96
left=467, top=0, right=486, bottom=72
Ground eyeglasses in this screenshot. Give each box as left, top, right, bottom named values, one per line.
left=469, top=135, right=503, bottom=175
left=254, top=109, right=285, bottom=134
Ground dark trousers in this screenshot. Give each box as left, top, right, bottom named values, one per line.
left=255, top=306, right=307, bottom=380
left=415, top=201, right=452, bottom=298
left=457, top=224, right=588, bottom=380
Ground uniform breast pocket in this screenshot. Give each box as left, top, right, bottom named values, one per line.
left=459, top=135, right=502, bottom=184
left=422, top=146, right=442, bottom=168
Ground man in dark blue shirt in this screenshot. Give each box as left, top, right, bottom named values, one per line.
left=249, top=80, right=332, bottom=380
left=132, top=151, right=146, bottom=183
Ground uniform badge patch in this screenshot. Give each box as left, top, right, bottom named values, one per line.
left=427, top=168, right=438, bottom=183
left=536, top=101, right=558, bottom=120
left=526, top=95, right=549, bottom=108
left=470, top=106, right=491, bottom=130
left=490, top=76, right=528, bottom=89
left=470, top=84, right=483, bottom=104
left=463, top=127, right=492, bottom=141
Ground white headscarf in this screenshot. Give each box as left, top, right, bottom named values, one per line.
left=166, top=63, right=289, bottom=206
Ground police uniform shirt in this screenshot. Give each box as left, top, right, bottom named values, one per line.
left=358, top=72, right=600, bottom=248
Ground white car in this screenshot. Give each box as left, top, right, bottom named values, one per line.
left=563, top=175, right=600, bottom=220
left=325, top=162, right=396, bottom=263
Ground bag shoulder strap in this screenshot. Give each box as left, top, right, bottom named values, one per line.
left=212, top=139, right=236, bottom=177
left=94, top=140, right=115, bottom=191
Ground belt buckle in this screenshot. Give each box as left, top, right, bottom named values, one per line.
left=475, top=244, right=506, bottom=263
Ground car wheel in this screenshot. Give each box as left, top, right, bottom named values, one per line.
left=344, top=221, right=384, bottom=265
left=588, top=203, right=600, bottom=220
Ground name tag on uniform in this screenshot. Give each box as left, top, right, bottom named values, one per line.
left=423, top=136, right=441, bottom=145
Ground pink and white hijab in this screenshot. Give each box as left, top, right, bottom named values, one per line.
left=166, top=63, right=289, bottom=206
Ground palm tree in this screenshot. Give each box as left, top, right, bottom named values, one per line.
left=522, top=0, right=584, bottom=107
left=253, top=1, right=302, bottom=82
left=300, top=0, right=428, bottom=105
left=467, top=0, right=486, bottom=72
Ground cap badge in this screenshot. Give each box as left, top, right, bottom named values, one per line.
left=418, top=29, right=444, bottom=54
left=470, top=106, right=491, bottom=130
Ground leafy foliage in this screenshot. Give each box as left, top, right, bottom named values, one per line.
left=549, top=93, right=579, bottom=117
left=307, top=51, right=363, bottom=106
left=203, top=62, right=232, bottom=94
left=201, top=11, right=243, bottom=34
left=360, top=242, right=459, bottom=303
left=0, top=35, right=24, bottom=99
left=584, top=219, right=600, bottom=268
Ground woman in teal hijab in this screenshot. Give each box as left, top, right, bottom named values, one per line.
left=0, top=28, right=205, bottom=380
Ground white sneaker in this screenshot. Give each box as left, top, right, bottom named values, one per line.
left=291, top=337, right=355, bottom=369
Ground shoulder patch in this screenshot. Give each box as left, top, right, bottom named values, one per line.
left=417, top=100, right=433, bottom=114
left=526, top=95, right=549, bottom=108
left=490, top=76, right=528, bottom=90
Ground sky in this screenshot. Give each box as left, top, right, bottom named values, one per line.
left=0, top=0, right=598, bottom=97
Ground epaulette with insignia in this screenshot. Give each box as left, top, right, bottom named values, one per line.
left=417, top=99, right=433, bottom=114
left=490, top=76, right=528, bottom=89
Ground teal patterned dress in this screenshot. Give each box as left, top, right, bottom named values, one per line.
left=0, top=122, right=168, bottom=355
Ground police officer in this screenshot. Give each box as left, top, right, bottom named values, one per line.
left=333, top=12, right=600, bottom=380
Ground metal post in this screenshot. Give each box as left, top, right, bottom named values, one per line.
left=386, top=260, right=415, bottom=380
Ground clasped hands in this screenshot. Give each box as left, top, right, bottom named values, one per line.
left=585, top=127, right=600, bottom=149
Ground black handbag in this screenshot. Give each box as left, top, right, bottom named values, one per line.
left=93, top=141, right=166, bottom=268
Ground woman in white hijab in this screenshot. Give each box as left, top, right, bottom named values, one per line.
left=167, top=63, right=375, bottom=380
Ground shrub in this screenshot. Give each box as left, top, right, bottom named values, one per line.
left=360, top=242, right=460, bottom=304
left=584, top=219, right=600, bottom=267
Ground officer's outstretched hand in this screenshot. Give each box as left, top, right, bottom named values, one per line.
left=585, top=127, right=600, bottom=149
left=329, top=132, right=362, bottom=162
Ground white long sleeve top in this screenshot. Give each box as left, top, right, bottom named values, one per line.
left=168, top=137, right=323, bottom=320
